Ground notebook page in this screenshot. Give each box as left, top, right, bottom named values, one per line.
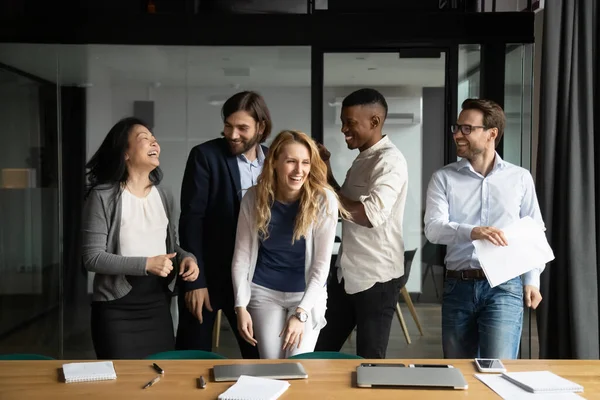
left=475, top=374, right=584, bottom=399
left=502, top=371, right=584, bottom=393
left=218, top=375, right=290, bottom=400
left=62, top=361, right=117, bottom=383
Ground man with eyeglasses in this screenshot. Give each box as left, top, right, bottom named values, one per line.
left=424, top=98, right=545, bottom=359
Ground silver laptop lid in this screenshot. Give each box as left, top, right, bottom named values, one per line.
left=213, top=362, right=308, bottom=382
left=357, top=365, right=468, bottom=390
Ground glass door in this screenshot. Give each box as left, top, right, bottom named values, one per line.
left=319, top=48, right=450, bottom=358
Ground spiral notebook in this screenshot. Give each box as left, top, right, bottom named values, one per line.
left=62, top=361, right=117, bottom=383
left=501, top=371, right=584, bottom=394
left=218, top=375, right=290, bottom=400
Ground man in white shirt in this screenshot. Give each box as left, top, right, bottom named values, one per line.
left=424, top=98, right=544, bottom=359
left=315, top=88, right=408, bottom=358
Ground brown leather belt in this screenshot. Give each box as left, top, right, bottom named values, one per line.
left=445, top=269, right=487, bottom=280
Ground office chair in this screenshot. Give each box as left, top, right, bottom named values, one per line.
left=146, top=350, right=227, bottom=359
left=395, top=249, right=425, bottom=344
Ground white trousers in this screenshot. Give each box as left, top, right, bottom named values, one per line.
left=248, top=283, right=321, bottom=359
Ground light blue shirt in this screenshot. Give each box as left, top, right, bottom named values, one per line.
left=237, top=145, right=265, bottom=198
left=424, top=153, right=545, bottom=288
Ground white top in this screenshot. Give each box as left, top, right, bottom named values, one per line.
left=232, top=187, right=339, bottom=330
left=424, top=153, right=545, bottom=288
left=336, top=136, right=409, bottom=294
left=119, top=186, right=168, bottom=257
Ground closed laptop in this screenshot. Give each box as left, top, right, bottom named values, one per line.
left=357, top=365, right=468, bottom=389
left=213, top=362, right=308, bottom=382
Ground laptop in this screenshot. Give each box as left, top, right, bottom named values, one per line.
left=213, top=362, right=308, bottom=382
left=356, top=364, right=468, bottom=389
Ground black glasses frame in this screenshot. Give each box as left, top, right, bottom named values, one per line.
left=450, top=124, right=488, bottom=135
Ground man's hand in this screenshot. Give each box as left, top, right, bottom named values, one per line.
left=179, top=257, right=199, bottom=282
left=524, top=285, right=542, bottom=309
left=184, top=288, right=213, bottom=323
left=317, top=143, right=331, bottom=162
left=471, top=226, right=508, bottom=246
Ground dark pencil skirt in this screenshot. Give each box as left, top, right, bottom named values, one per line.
left=91, top=275, right=175, bottom=359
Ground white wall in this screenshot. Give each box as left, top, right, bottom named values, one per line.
left=87, top=84, right=432, bottom=293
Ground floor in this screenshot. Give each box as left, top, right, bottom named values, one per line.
left=0, top=262, right=539, bottom=359
left=0, top=299, right=539, bottom=360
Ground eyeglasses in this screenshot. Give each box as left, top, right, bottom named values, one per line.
left=450, top=124, right=487, bottom=135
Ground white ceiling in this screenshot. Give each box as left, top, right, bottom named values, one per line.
left=0, top=44, right=478, bottom=88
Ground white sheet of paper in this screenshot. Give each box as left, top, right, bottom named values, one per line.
left=475, top=374, right=583, bottom=399
left=472, top=217, right=555, bottom=287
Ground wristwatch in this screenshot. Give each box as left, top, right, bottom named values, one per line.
left=293, top=310, right=308, bottom=323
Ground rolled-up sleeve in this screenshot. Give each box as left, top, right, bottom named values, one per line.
left=358, top=156, right=407, bottom=228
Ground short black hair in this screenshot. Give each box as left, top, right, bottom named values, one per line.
left=342, top=88, right=388, bottom=118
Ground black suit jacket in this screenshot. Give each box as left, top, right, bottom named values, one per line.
left=178, top=137, right=268, bottom=300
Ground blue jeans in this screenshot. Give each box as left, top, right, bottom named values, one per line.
left=442, top=276, right=523, bottom=359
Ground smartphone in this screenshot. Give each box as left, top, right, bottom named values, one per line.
left=474, top=358, right=506, bottom=373
left=408, top=364, right=454, bottom=368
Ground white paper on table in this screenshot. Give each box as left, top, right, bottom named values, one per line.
left=475, top=374, right=584, bottom=399
left=472, top=216, right=555, bottom=288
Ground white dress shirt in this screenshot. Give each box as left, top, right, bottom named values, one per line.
left=336, top=136, right=408, bottom=294
left=424, top=153, right=545, bottom=288
left=231, top=187, right=339, bottom=330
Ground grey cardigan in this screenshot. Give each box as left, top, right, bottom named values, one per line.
left=82, top=183, right=196, bottom=302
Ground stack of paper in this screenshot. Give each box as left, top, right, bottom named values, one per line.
left=473, top=216, right=555, bottom=287
left=218, top=375, right=290, bottom=400
left=476, top=371, right=584, bottom=399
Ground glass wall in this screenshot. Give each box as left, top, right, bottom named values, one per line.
left=322, top=51, right=447, bottom=357
left=0, top=52, right=61, bottom=357
left=0, top=43, right=311, bottom=359
left=503, top=43, right=534, bottom=169
left=0, top=41, right=535, bottom=360
left=457, top=44, right=481, bottom=110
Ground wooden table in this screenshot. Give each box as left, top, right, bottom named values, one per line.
left=0, top=359, right=598, bottom=399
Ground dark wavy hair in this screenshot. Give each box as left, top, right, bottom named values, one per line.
left=85, top=117, right=162, bottom=199
left=221, top=91, right=273, bottom=143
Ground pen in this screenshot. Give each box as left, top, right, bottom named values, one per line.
left=199, top=375, right=207, bottom=389
left=152, top=363, right=164, bottom=374
left=143, top=375, right=161, bottom=389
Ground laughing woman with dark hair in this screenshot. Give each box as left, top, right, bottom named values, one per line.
left=82, top=117, right=199, bottom=359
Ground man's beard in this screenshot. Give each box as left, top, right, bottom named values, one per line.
left=226, top=133, right=261, bottom=156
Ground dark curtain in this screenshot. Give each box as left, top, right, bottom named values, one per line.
left=536, top=0, right=599, bottom=359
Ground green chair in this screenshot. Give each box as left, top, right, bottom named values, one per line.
left=0, top=353, right=55, bottom=360
left=288, top=351, right=363, bottom=360
left=146, top=350, right=227, bottom=360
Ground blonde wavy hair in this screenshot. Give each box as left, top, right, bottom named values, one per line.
left=254, top=130, right=348, bottom=242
